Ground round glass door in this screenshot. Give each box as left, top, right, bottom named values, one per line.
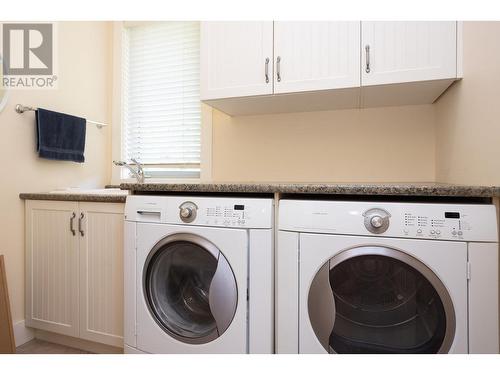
left=308, top=246, right=456, bottom=354
left=143, top=233, right=238, bottom=345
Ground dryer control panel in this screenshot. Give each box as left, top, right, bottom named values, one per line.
left=400, top=207, right=477, bottom=240
left=279, top=200, right=498, bottom=242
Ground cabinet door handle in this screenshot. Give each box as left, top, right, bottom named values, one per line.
left=79, top=213, right=85, bottom=237
left=70, top=212, right=76, bottom=236
left=265, top=57, right=270, bottom=83
left=365, top=45, right=371, bottom=73
left=276, top=56, right=281, bottom=82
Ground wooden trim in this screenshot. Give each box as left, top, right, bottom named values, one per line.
left=0, top=255, right=16, bottom=354
left=200, top=103, right=213, bottom=182
left=13, top=320, right=35, bottom=347
left=111, top=21, right=124, bottom=185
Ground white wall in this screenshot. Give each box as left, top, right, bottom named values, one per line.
left=0, top=21, right=112, bottom=323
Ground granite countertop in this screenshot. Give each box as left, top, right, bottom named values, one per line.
left=120, top=182, right=500, bottom=198
left=20, top=188, right=128, bottom=203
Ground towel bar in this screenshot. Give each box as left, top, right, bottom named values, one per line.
left=15, top=104, right=108, bottom=129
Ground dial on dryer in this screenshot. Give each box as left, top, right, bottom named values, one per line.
left=363, top=208, right=391, bottom=234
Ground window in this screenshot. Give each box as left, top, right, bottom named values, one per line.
left=122, top=22, right=201, bottom=179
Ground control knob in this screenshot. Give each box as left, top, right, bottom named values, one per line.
left=180, top=207, right=193, bottom=219
left=370, top=215, right=384, bottom=228
left=363, top=208, right=391, bottom=234
left=179, top=201, right=198, bottom=223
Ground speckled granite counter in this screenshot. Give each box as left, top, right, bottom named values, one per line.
left=20, top=189, right=128, bottom=203
left=120, top=182, right=500, bottom=198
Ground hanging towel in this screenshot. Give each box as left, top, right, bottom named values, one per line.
left=36, top=108, right=86, bottom=163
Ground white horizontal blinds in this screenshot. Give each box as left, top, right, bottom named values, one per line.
left=123, top=22, right=201, bottom=178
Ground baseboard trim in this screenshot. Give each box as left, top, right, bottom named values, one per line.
left=13, top=320, right=35, bottom=347
left=124, top=344, right=147, bottom=354
left=35, top=330, right=123, bottom=354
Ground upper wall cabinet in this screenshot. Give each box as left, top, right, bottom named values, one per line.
left=200, top=21, right=461, bottom=115
left=361, top=22, right=457, bottom=86
left=201, top=22, right=274, bottom=100
left=273, top=22, right=360, bottom=94
left=360, top=21, right=458, bottom=107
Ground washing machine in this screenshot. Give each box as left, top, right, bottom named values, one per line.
left=277, top=200, right=499, bottom=354
left=124, top=195, right=274, bottom=354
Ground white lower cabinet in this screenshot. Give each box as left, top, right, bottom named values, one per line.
left=25, top=200, right=124, bottom=348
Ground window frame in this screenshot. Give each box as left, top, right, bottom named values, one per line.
left=111, top=21, right=212, bottom=184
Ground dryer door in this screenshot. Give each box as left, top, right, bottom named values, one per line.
left=143, top=233, right=238, bottom=345
left=308, top=246, right=456, bottom=354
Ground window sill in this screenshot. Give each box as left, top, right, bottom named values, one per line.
left=119, top=177, right=204, bottom=185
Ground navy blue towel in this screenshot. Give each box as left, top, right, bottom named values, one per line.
left=36, top=108, right=86, bottom=163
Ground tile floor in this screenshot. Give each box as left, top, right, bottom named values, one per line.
left=16, top=339, right=91, bottom=354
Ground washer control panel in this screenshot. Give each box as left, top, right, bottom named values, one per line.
left=204, top=203, right=249, bottom=227
left=279, top=200, right=498, bottom=242
left=125, top=196, right=273, bottom=229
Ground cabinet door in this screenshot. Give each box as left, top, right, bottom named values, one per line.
left=361, top=21, right=457, bottom=86
left=25, top=200, right=79, bottom=337
left=273, top=22, right=361, bottom=94
left=201, top=21, right=273, bottom=100
left=79, top=202, right=124, bottom=347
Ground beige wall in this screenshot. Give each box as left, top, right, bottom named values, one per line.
left=212, top=105, right=436, bottom=182
left=436, top=21, right=500, bottom=185
left=0, top=22, right=112, bottom=323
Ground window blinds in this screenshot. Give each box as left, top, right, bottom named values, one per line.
left=123, top=22, right=201, bottom=178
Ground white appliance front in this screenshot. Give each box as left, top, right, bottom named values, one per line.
left=299, top=233, right=468, bottom=354
left=136, top=223, right=248, bottom=354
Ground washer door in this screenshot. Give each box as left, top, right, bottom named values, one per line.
left=143, top=233, right=238, bottom=345
left=308, top=246, right=456, bottom=354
